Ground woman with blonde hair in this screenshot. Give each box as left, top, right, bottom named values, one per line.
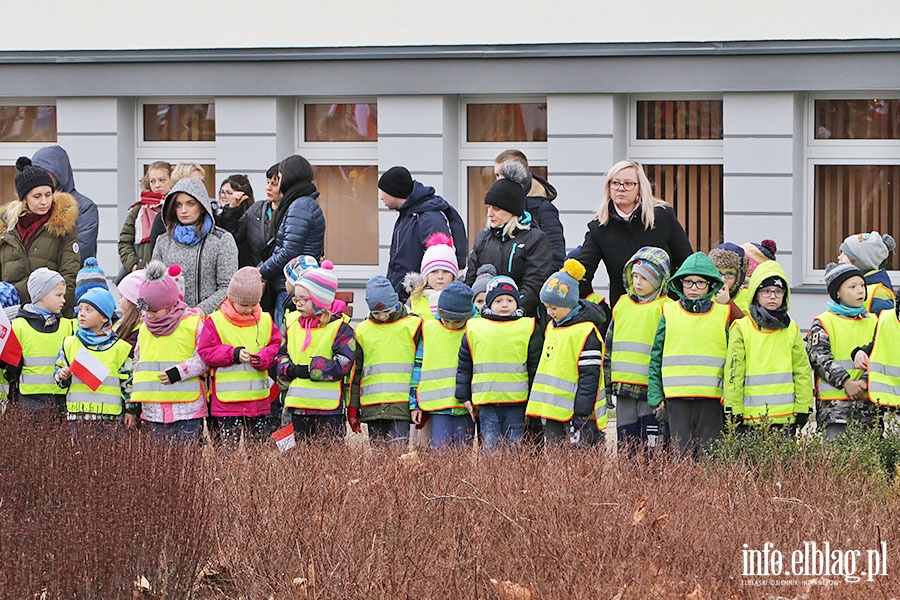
left=575, top=159, right=693, bottom=307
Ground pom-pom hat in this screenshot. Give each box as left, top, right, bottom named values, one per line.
left=421, top=232, right=459, bottom=278
left=297, top=261, right=338, bottom=312
left=138, top=260, right=182, bottom=311
left=540, top=259, right=585, bottom=309
left=75, top=257, right=109, bottom=300
left=14, top=156, right=54, bottom=200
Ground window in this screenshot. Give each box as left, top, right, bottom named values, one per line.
left=466, top=103, right=547, bottom=143
left=629, top=96, right=724, bottom=253
left=143, top=103, right=215, bottom=142
left=807, top=95, right=900, bottom=276
left=304, top=103, right=377, bottom=142
left=466, top=165, right=549, bottom=249
left=314, top=165, right=379, bottom=265
left=0, top=106, right=56, bottom=143
left=0, top=166, right=16, bottom=207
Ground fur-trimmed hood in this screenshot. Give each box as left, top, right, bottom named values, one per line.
left=2, top=192, right=79, bottom=239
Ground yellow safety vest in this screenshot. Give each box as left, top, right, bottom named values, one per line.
left=284, top=313, right=345, bottom=410
left=813, top=311, right=876, bottom=401
left=526, top=321, right=607, bottom=429
left=585, top=292, right=607, bottom=306
left=866, top=281, right=896, bottom=314
left=867, top=310, right=900, bottom=408
left=466, top=317, right=535, bottom=405
left=661, top=301, right=729, bottom=399
left=409, top=295, right=435, bottom=320
left=733, top=288, right=751, bottom=316
left=132, top=315, right=204, bottom=403
left=355, top=315, right=421, bottom=406
left=417, top=320, right=466, bottom=412
left=610, top=295, right=666, bottom=386
left=12, top=317, right=75, bottom=395
left=208, top=311, right=274, bottom=403
left=63, top=336, right=132, bottom=416
left=728, top=317, right=800, bottom=423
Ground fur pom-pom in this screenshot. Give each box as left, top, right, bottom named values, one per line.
left=15, top=156, right=31, bottom=171
left=562, top=258, right=586, bottom=282
left=321, top=259, right=334, bottom=270
left=402, top=271, right=424, bottom=294
left=476, top=264, right=497, bottom=277
left=425, top=231, right=454, bottom=249
left=145, top=260, right=168, bottom=281
left=883, top=234, right=896, bottom=254
left=497, top=161, right=528, bottom=186
left=760, top=239, right=777, bottom=256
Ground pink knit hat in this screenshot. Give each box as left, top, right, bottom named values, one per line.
left=117, top=269, right=146, bottom=305
left=421, top=232, right=459, bottom=277
left=296, top=260, right=338, bottom=312
left=138, top=260, right=182, bottom=311
left=227, top=267, right=264, bottom=306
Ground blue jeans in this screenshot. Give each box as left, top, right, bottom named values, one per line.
left=429, top=413, right=474, bottom=449
left=478, top=404, right=525, bottom=449
left=274, top=291, right=290, bottom=331
left=149, top=419, right=202, bottom=444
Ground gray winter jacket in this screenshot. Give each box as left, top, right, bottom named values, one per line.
left=152, top=178, right=238, bottom=315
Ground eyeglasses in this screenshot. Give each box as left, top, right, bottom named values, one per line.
left=219, top=190, right=233, bottom=197
left=719, top=271, right=737, bottom=281
left=682, top=279, right=710, bottom=290
left=758, top=287, right=786, bottom=298
left=292, top=295, right=312, bottom=306
left=609, top=180, right=638, bottom=191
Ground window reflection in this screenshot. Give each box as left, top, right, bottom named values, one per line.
left=305, top=104, right=377, bottom=142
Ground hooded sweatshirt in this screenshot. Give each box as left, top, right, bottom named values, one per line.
left=151, top=178, right=239, bottom=315
left=32, top=146, right=99, bottom=261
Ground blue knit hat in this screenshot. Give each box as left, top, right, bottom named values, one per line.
left=0, top=282, right=20, bottom=309
left=484, top=276, right=520, bottom=309
left=540, top=259, right=584, bottom=309
left=437, top=281, right=474, bottom=321
left=78, top=287, right=116, bottom=321
left=75, top=257, right=109, bottom=300
left=366, top=275, right=400, bottom=312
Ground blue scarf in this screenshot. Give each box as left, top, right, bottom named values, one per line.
left=827, top=298, right=866, bottom=319
left=75, top=323, right=116, bottom=348
left=173, top=214, right=213, bottom=246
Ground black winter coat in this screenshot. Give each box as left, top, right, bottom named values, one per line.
left=234, top=200, right=273, bottom=268
left=526, top=174, right=566, bottom=271
left=258, top=188, right=325, bottom=294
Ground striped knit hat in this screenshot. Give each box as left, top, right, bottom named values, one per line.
left=75, top=257, right=109, bottom=300
left=421, top=232, right=459, bottom=278
left=297, top=260, right=338, bottom=312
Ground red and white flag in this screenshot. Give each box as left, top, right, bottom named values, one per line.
left=272, top=423, right=296, bottom=452
left=70, top=346, right=110, bottom=392
left=0, top=309, right=22, bottom=366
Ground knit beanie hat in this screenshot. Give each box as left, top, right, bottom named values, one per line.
left=27, top=268, right=65, bottom=304
left=540, top=259, right=585, bottom=309
left=484, top=275, right=520, bottom=309
left=0, top=282, right=20, bottom=309
left=284, top=255, right=319, bottom=295
left=297, top=261, right=338, bottom=312
left=227, top=266, right=264, bottom=306
left=484, top=177, right=526, bottom=217
left=365, top=275, right=400, bottom=312
left=471, top=264, right=497, bottom=298
left=14, top=156, right=55, bottom=200
left=421, top=232, right=459, bottom=278
left=377, top=166, right=414, bottom=199
left=78, top=287, right=116, bottom=321
left=708, top=242, right=748, bottom=294
left=437, top=281, right=474, bottom=321
left=75, top=257, right=109, bottom=300
left=116, top=270, right=146, bottom=306
left=839, top=231, right=896, bottom=272
left=758, top=275, right=787, bottom=291
left=741, top=239, right=777, bottom=277
left=824, top=262, right=865, bottom=303
left=138, top=260, right=182, bottom=311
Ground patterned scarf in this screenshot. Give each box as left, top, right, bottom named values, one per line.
left=16, top=212, right=51, bottom=250
left=131, top=190, right=166, bottom=243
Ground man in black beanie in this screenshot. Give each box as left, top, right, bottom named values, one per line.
left=378, top=165, right=467, bottom=302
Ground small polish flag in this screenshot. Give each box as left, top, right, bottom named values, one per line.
left=272, top=423, right=296, bottom=452
left=70, top=346, right=110, bottom=392
left=0, top=309, right=22, bottom=366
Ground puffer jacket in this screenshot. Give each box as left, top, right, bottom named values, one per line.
left=234, top=200, right=273, bottom=268
left=464, top=223, right=553, bottom=317
left=526, top=174, right=566, bottom=271
left=258, top=185, right=325, bottom=296
left=0, top=192, right=81, bottom=316
left=152, top=178, right=238, bottom=315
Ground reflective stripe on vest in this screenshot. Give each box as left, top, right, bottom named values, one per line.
left=209, top=311, right=274, bottom=403
left=63, top=336, right=132, bottom=416
left=12, top=317, right=75, bottom=395
left=284, top=316, right=344, bottom=410
left=868, top=310, right=900, bottom=407
left=466, top=317, right=535, bottom=405
left=355, top=315, right=421, bottom=406
left=610, top=296, right=666, bottom=386
left=730, top=317, right=799, bottom=423
left=813, top=311, right=876, bottom=401
left=661, top=302, right=728, bottom=399
left=132, top=315, right=204, bottom=403
left=527, top=321, right=599, bottom=423
left=417, top=320, right=466, bottom=412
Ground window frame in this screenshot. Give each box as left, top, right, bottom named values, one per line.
left=807, top=92, right=900, bottom=149
left=297, top=98, right=378, bottom=148
left=628, top=93, right=724, bottom=158
left=137, top=98, right=216, bottom=149
left=0, top=99, right=59, bottom=203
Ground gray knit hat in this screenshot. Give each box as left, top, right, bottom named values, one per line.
left=365, top=275, right=400, bottom=312
left=28, top=268, right=65, bottom=304
left=471, top=264, right=497, bottom=298
left=839, top=231, right=896, bottom=272
left=824, top=262, right=865, bottom=302
left=437, top=281, right=474, bottom=321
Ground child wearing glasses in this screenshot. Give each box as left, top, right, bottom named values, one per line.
left=648, top=252, right=734, bottom=457
left=723, top=262, right=812, bottom=434
left=708, top=242, right=751, bottom=319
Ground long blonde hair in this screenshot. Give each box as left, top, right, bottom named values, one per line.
left=594, top=159, right=667, bottom=231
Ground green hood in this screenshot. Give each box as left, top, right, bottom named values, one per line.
left=746, top=260, right=790, bottom=310
left=667, top=251, right=724, bottom=301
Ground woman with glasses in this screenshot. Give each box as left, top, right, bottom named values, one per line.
left=215, top=174, right=254, bottom=237
left=575, top=159, right=693, bottom=308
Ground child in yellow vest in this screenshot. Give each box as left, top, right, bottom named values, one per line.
left=198, top=267, right=282, bottom=445
left=277, top=262, right=355, bottom=441
left=410, top=281, right=475, bottom=449
left=723, top=261, right=813, bottom=434
left=837, top=231, right=896, bottom=316
left=805, top=263, right=877, bottom=439
left=858, top=294, right=900, bottom=413
left=131, top=260, right=210, bottom=442
left=8, top=268, right=75, bottom=418
left=457, top=276, right=542, bottom=449
left=54, top=287, right=133, bottom=424
left=648, top=252, right=732, bottom=457
left=404, top=232, right=459, bottom=320
left=470, top=264, right=496, bottom=316
left=527, top=260, right=607, bottom=447
left=604, top=247, right=670, bottom=454
left=0, top=282, right=20, bottom=415
left=350, top=275, right=422, bottom=445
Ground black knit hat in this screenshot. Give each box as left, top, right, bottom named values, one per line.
left=377, top=166, right=413, bottom=199
left=484, top=178, right=526, bottom=217
left=14, top=157, right=54, bottom=200
left=824, top=262, right=865, bottom=303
